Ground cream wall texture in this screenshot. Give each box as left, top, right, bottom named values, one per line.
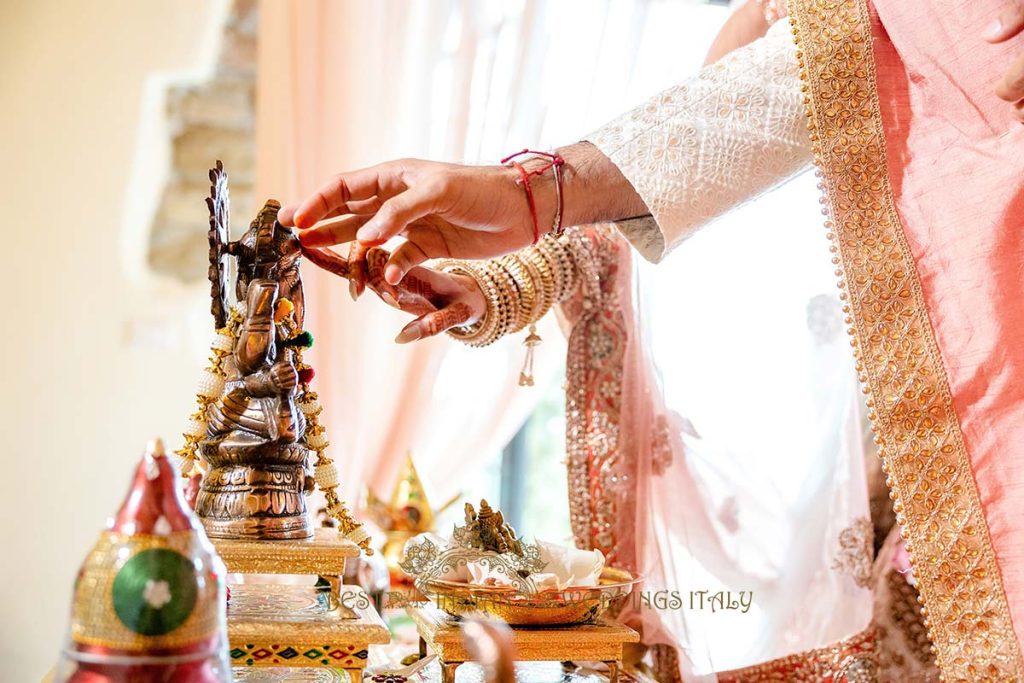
left=0, top=2, right=227, bottom=680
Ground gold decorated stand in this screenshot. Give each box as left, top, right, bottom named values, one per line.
left=408, top=606, right=639, bottom=683
left=215, top=531, right=390, bottom=680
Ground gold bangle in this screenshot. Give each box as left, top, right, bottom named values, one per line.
left=439, top=261, right=499, bottom=346
left=537, top=235, right=572, bottom=304
left=557, top=236, right=578, bottom=298
left=485, top=260, right=519, bottom=342
left=523, top=242, right=558, bottom=318
left=519, top=254, right=550, bottom=326
left=439, top=236, right=577, bottom=347
left=499, top=254, right=536, bottom=333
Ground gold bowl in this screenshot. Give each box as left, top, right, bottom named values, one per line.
left=416, top=567, right=639, bottom=626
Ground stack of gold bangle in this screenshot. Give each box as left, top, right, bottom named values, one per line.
left=439, top=231, right=578, bottom=347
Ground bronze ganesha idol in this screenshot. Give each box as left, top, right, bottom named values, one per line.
left=193, top=161, right=313, bottom=540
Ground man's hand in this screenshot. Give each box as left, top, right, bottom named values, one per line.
left=986, top=1, right=1024, bottom=120
left=279, top=159, right=544, bottom=292
left=280, top=143, right=648, bottom=294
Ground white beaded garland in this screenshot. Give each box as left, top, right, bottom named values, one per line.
left=170, top=453, right=194, bottom=477
left=185, top=416, right=208, bottom=438
left=314, top=462, right=338, bottom=490
left=344, top=526, right=370, bottom=545
left=305, top=431, right=330, bottom=450
left=298, top=397, right=322, bottom=417
left=211, top=332, right=234, bottom=353
left=196, top=371, right=225, bottom=399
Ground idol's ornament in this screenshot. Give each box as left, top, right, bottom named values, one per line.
left=54, top=439, right=230, bottom=683
left=365, top=454, right=459, bottom=584
left=175, top=161, right=369, bottom=551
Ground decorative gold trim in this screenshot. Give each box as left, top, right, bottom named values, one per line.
left=788, top=0, right=1024, bottom=678
left=227, top=584, right=389, bottom=669
left=407, top=606, right=638, bottom=663
left=717, top=627, right=878, bottom=682
left=562, top=227, right=635, bottom=570
left=71, top=531, right=222, bottom=650
left=212, top=528, right=358, bottom=575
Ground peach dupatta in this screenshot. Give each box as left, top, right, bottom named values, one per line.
left=790, top=0, right=1024, bottom=677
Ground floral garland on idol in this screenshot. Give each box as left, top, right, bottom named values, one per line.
left=174, top=298, right=371, bottom=553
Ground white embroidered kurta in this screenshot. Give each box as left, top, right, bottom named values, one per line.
left=586, top=20, right=812, bottom=262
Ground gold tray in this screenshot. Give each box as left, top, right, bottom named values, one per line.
left=416, top=567, right=639, bottom=626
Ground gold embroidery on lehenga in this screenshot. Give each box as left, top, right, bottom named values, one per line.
left=788, top=0, right=1024, bottom=678
left=833, top=517, right=874, bottom=589
left=562, top=226, right=635, bottom=569
left=883, top=569, right=935, bottom=669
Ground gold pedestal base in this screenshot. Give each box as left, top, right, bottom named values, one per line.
left=213, top=528, right=359, bottom=576
left=227, top=584, right=389, bottom=673
left=215, top=531, right=388, bottom=679
left=407, top=606, right=639, bottom=683
left=232, top=669, right=354, bottom=681
left=212, top=528, right=358, bottom=608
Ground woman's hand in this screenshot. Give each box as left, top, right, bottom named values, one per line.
left=300, top=244, right=487, bottom=344
left=279, top=159, right=548, bottom=293
left=986, top=2, right=1024, bottom=120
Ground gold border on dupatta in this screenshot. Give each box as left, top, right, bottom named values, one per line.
left=787, top=0, right=1024, bottom=679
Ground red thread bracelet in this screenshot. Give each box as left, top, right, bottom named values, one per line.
left=510, top=161, right=540, bottom=244
left=501, top=149, right=566, bottom=243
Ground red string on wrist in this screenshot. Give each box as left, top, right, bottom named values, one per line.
left=501, top=149, right=566, bottom=243
left=509, top=161, right=540, bottom=244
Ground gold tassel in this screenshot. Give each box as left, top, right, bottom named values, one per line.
left=518, top=324, right=542, bottom=386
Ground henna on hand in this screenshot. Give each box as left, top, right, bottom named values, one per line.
left=399, top=272, right=443, bottom=305
left=302, top=241, right=481, bottom=344
left=424, top=302, right=474, bottom=335
left=395, top=302, right=474, bottom=344
left=347, top=241, right=370, bottom=300
left=365, top=247, right=402, bottom=306
left=364, top=247, right=436, bottom=316
left=300, top=243, right=351, bottom=279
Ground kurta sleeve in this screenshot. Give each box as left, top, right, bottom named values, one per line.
left=585, top=20, right=811, bottom=263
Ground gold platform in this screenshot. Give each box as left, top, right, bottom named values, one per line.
left=216, top=530, right=389, bottom=680
left=231, top=661, right=652, bottom=682
left=228, top=583, right=389, bottom=674
left=214, top=528, right=359, bottom=574
left=408, top=606, right=640, bottom=683
left=214, top=528, right=359, bottom=607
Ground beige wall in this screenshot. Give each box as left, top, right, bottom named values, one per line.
left=0, top=2, right=225, bottom=679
